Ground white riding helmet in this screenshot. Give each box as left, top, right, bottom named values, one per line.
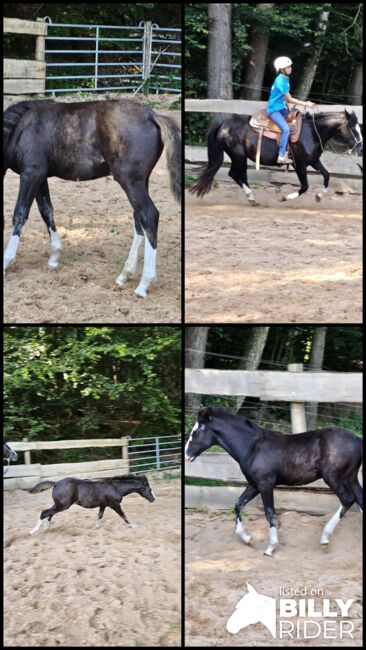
left=274, top=56, right=292, bottom=72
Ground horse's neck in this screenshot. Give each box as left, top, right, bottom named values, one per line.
left=117, top=482, right=140, bottom=496
left=314, top=115, right=342, bottom=143
left=216, top=425, right=256, bottom=467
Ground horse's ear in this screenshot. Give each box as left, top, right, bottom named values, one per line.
left=198, top=406, right=212, bottom=421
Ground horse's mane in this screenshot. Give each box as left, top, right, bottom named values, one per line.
left=212, top=407, right=262, bottom=435
left=90, top=473, right=147, bottom=483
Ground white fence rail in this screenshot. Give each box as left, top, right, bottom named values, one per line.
left=4, top=435, right=181, bottom=490
left=186, top=364, right=362, bottom=434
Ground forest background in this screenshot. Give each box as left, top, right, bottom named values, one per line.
left=186, top=3, right=363, bottom=144
left=185, top=325, right=362, bottom=436
left=4, top=326, right=181, bottom=465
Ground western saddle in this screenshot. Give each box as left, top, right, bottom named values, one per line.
left=249, top=108, right=303, bottom=169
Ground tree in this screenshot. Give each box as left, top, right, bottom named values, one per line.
left=294, top=5, right=331, bottom=100
left=185, top=327, right=209, bottom=412
left=240, top=3, right=274, bottom=100
left=208, top=4, right=232, bottom=99
left=234, top=327, right=270, bottom=413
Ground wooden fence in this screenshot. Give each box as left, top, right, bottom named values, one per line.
left=185, top=98, right=363, bottom=188
left=4, top=438, right=129, bottom=491
left=4, top=18, right=47, bottom=94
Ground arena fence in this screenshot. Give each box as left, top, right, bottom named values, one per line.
left=3, top=434, right=181, bottom=490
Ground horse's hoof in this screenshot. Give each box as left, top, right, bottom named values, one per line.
left=315, top=193, right=322, bottom=203
left=280, top=196, right=287, bottom=202
left=128, top=523, right=136, bottom=528
left=134, top=289, right=147, bottom=299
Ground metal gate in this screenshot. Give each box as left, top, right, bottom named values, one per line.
left=128, top=435, right=181, bottom=474
left=44, top=18, right=181, bottom=94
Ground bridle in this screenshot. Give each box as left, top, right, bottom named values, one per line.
left=311, top=109, right=363, bottom=158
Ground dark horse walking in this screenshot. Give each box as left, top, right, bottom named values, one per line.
left=189, top=110, right=362, bottom=204
left=185, top=407, right=362, bottom=556
left=29, top=473, right=155, bottom=534
left=4, top=98, right=181, bottom=297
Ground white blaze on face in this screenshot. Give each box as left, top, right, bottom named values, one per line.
left=354, top=123, right=363, bottom=143
left=185, top=422, right=199, bottom=460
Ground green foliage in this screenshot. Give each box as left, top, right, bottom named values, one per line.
left=4, top=327, right=181, bottom=445
left=186, top=3, right=363, bottom=107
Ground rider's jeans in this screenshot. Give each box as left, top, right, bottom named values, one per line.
left=268, top=109, right=290, bottom=156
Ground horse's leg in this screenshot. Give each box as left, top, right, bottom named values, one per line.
left=320, top=481, right=355, bottom=545
left=107, top=501, right=135, bottom=528
left=4, top=172, right=44, bottom=272
left=311, top=160, right=330, bottom=202
left=350, top=480, right=363, bottom=511
left=228, top=154, right=258, bottom=204
left=96, top=506, right=106, bottom=528
left=234, top=484, right=259, bottom=544
left=115, top=178, right=158, bottom=298
left=115, top=221, right=144, bottom=287
left=35, top=180, right=63, bottom=268
left=260, top=486, right=278, bottom=556
left=30, top=505, right=57, bottom=535
left=281, top=164, right=309, bottom=202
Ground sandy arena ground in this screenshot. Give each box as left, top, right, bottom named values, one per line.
left=4, top=477, right=181, bottom=647
left=185, top=183, right=362, bottom=323
left=185, top=506, right=362, bottom=646
left=4, top=97, right=181, bottom=324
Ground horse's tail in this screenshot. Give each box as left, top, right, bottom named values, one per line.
left=28, top=480, right=56, bottom=494
left=189, top=121, right=224, bottom=198
left=3, top=101, right=34, bottom=171
left=152, top=114, right=181, bottom=203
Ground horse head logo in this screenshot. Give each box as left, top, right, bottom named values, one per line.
left=227, top=582, right=276, bottom=638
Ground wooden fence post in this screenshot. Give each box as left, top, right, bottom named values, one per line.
left=23, top=437, right=31, bottom=464
left=288, top=364, right=307, bottom=433
left=36, top=18, right=46, bottom=61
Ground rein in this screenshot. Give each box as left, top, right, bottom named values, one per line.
left=311, top=108, right=362, bottom=168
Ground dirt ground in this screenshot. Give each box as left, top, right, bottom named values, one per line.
left=185, top=507, right=362, bottom=647
left=185, top=183, right=362, bottom=323
left=4, top=95, right=181, bottom=324
left=4, top=477, right=181, bottom=647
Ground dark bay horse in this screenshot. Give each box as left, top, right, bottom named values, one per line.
left=4, top=98, right=181, bottom=298
left=189, top=110, right=362, bottom=204
left=29, top=473, right=155, bottom=534
left=185, top=406, right=362, bottom=556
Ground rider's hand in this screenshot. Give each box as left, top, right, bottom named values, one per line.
left=306, top=101, right=316, bottom=109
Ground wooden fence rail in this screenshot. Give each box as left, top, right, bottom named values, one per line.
left=4, top=17, right=47, bottom=94
left=4, top=438, right=129, bottom=490
left=185, top=365, right=362, bottom=434
left=185, top=98, right=363, bottom=124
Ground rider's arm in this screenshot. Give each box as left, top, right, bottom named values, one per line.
left=285, top=92, right=313, bottom=108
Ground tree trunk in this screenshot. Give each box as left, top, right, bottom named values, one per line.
left=306, top=327, right=327, bottom=429
left=241, top=3, right=274, bottom=100
left=349, top=61, right=363, bottom=104
left=234, top=327, right=270, bottom=413
left=185, top=327, right=210, bottom=412
left=208, top=3, right=232, bottom=122
left=294, top=6, right=331, bottom=100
